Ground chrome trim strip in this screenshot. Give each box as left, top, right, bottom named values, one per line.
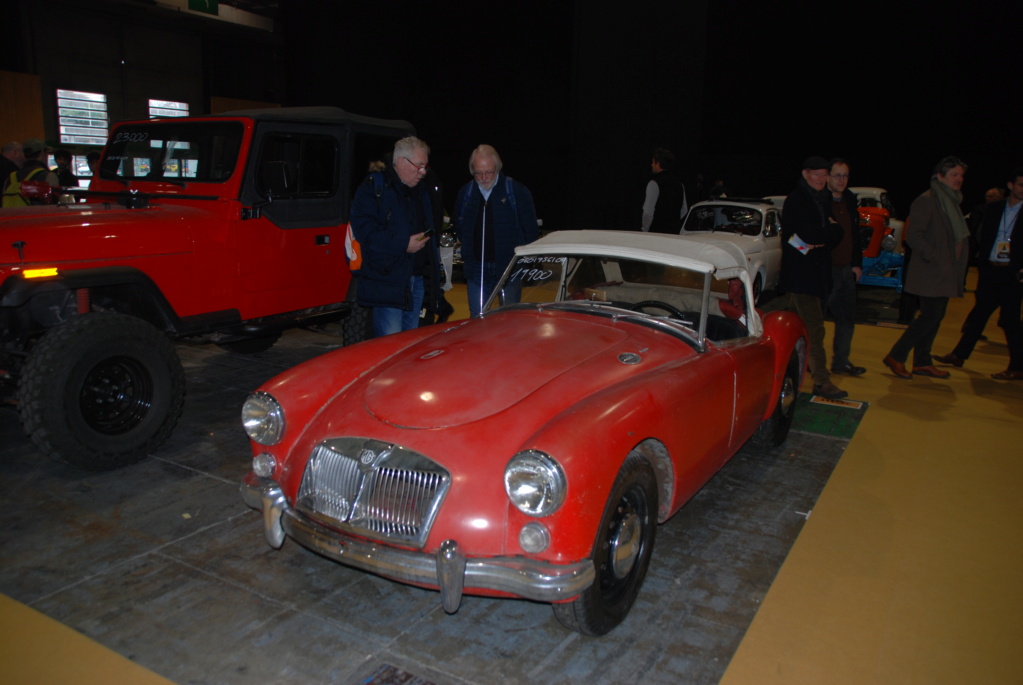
left=241, top=478, right=595, bottom=609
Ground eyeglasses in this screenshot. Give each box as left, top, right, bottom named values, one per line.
left=403, top=157, right=429, bottom=173
left=830, top=173, right=849, bottom=180
left=472, top=169, right=497, bottom=179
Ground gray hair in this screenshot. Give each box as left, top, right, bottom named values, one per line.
left=2, top=141, right=21, bottom=156
left=468, top=144, right=503, bottom=175
left=392, top=136, right=430, bottom=165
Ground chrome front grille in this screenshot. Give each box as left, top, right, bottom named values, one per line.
left=296, top=438, right=450, bottom=548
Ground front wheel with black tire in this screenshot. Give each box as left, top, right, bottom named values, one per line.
left=17, top=312, right=186, bottom=470
left=752, top=349, right=800, bottom=448
left=553, top=454, right=658, bottom=636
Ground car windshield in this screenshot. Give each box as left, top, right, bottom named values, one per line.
left=99, top=121, right=244, bottom=184
left=683, top=205, right=763, bottom=237
left=487, top=251, right=750, bottom=336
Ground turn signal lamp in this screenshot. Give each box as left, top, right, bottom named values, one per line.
left=24, top=268, right=59, bottom=279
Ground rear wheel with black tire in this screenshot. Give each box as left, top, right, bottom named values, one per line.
left=18, top=312, right=186, bottom=470
left=752, top=349, right=800, bottom=448
left=752, top=274, right=764, bottom=304
left=553, top=454, right=658, bottom=636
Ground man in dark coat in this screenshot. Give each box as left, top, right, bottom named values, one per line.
left=883, top=157, right=970, bottom=379
left=826, top=158, right=866, bottom=377
left=641, top=147, right=688, bottom=234
left=453, top=144, right=539, bottom=317
left=934, top=166, right=1023, bottom=379
left=350, top=136, right=441, bottom=338
left=778, top=156, right=844, bottom=399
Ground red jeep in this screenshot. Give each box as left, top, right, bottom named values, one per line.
left=0, top=107, right=411, bottom=470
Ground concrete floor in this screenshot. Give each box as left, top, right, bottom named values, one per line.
left=9, top=278, right=1020, bottom=685
left=0, top=314, right=852, bottom=684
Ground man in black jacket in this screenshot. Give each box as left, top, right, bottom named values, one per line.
left=778, top=156, right=845, bottom=399
left=826, top=158, right=866, bottom=377
left=641, top=148, right=687, bottom=233
left=934, top=166, right=1023, bottom=380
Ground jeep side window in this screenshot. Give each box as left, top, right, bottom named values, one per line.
left=256, top=133, right=338, bottom=199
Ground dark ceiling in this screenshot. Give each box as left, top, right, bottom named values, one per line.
left=221, top=0, right=277, bottom=19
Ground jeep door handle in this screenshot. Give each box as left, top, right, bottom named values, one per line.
left=316, top=235, right=330, bottom=245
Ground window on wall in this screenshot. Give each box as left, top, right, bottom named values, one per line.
left=56, top=89, right=109, bottom=146
left=149, top=99, right=189, bottom=118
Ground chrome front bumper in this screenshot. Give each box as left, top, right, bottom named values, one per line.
left=240, top=476, right=595, bottom=612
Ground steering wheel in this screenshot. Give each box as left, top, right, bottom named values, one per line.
left=628, top=300, right=688, bottom=320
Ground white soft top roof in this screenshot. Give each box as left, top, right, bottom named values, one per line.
left=516, top=230, right=748, bottom=280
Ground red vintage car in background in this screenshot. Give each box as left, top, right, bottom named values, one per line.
left=240, top=230, right=808, bottom=635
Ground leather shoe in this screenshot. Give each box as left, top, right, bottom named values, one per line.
left=991, top=369, right=1023, bottom=381
left=882, top=355, right=912, bottom=379
left=832, top=361, right=867, bottom=376
left=912, top=365, right=951, bottom=379
left=933, top=353, right=964, bottom=367
left=812, top=382, right=848, bottom=400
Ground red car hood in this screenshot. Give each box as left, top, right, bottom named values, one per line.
left=363, top=312, right=632, bottom=429
left=0, top=202, right=208, bottom=266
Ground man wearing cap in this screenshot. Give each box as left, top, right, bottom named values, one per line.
left=2, top=138, right=60, bottom=207
left=778, top=156, right=845, bottom=399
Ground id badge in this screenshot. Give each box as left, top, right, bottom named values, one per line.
left=996, top=241, right=1011, bottom=259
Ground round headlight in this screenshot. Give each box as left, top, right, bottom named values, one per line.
left=241, top=391, right=285, bottom=445
left=504, top=450, right=566, bottom=517
left=881, top=234, right=897, bottom=252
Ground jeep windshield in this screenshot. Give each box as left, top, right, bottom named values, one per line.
left=99, top=121, right=244, bottom=184
left=684, top=204, right=763, bottom=237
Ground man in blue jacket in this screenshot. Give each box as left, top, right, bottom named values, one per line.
left=453, top=145, right=540, bottom=317
left=350, top=136, right=441, bottom=337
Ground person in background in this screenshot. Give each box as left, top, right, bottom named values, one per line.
left=0, top=141, right=24, bottom=180
left=453, top=144, right=539, bottom=317
left=883, top=156, right=970, bottom=380
left=826, top=158, right=866, bottom=377
left=2, top=138, right=59, bottom=207
left=350, top=136, right=441, bottom=337
left=86, top=151, right=101, bottom=176
left=641, top=147, right=687, bottom=233
left=776, top=156, right=845, bottom=399
left=934, top=166, right=1023, bottom=380
left=52, top=149, right=78, bottom=188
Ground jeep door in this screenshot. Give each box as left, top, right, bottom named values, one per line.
left=236, top=124, right=349, bottom=318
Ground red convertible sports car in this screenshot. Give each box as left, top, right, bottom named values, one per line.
left=240, top=230, right=808, bottom=635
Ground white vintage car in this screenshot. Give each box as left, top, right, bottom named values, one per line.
left=680, top=198, right=782, bottom=302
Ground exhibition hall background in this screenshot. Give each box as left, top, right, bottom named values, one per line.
left=2, top=0, right=1019, bottom=231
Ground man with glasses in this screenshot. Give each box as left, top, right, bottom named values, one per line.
left=350, top=136, right=441, bottom=337
left=826, top=158, right=866, bottom=377
left=453, top=144, right=539, bottom=317
left=775, top=156, right=845, bottom=399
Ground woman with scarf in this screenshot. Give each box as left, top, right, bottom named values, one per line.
left=883, top=157, right=970, bottom=379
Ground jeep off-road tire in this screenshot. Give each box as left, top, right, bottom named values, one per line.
left=18, top=312, right=186, bottom=470
left=342, top=304, right=373, bottom=346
